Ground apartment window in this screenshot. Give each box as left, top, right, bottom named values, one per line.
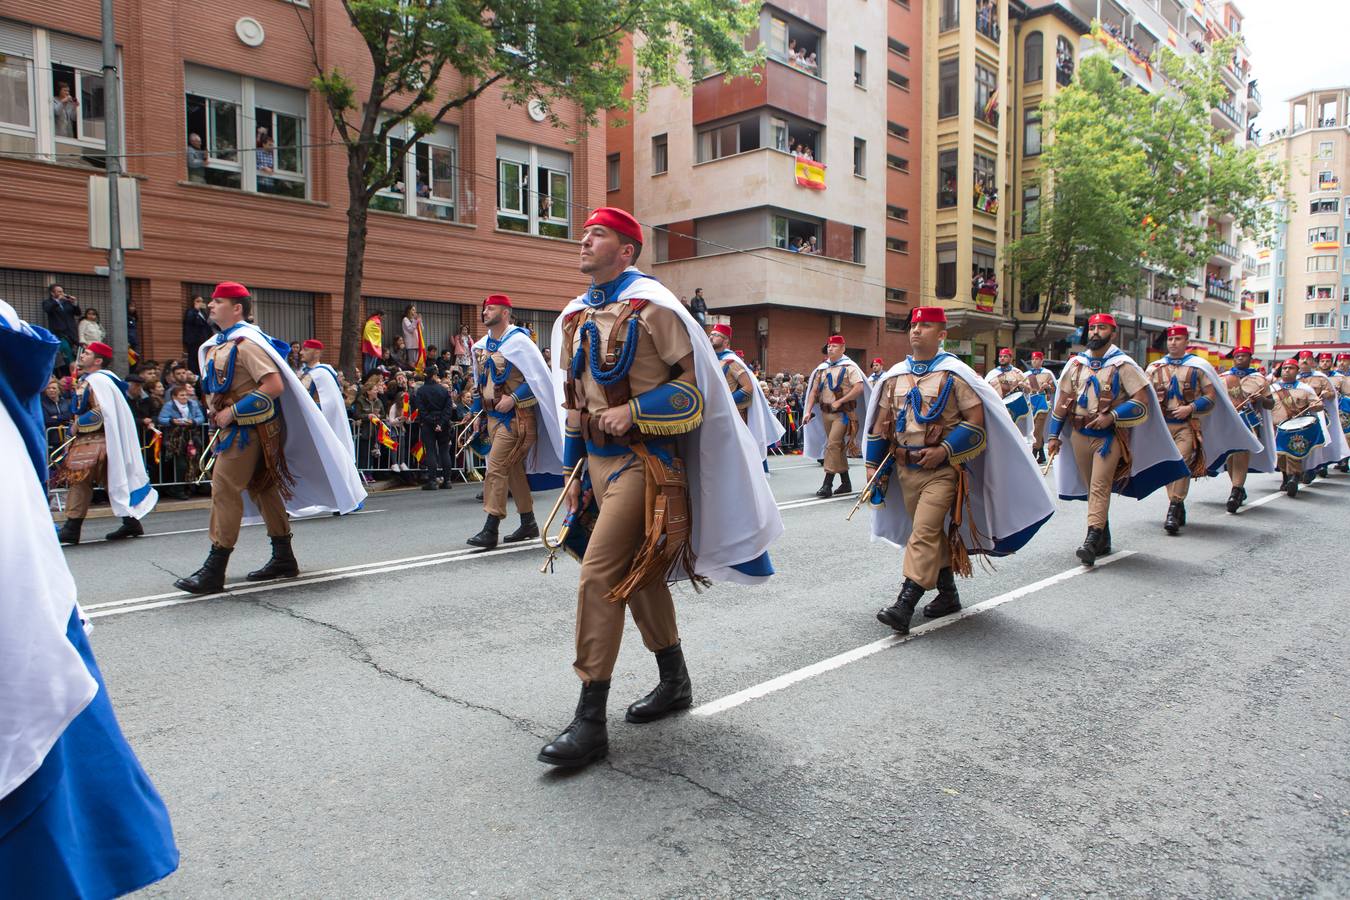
left=1022, top=184, right=1041, bottom=232
left=606, top=154, right=620, bottom=191
left=184, top=93, right=241, bottom=189
left=770, top=115, right=819, bottom=157
left=254, top=104, right=306, bottom=199
left=1056, top=36, right=1075, bottom=86
left=886, top=314, right=907, bottom=332
left=936, top=246, right=957, bottom=299
left=1024, top=107, right=1042, bottom=156
left=939, top=58, right=959, bottom=119
left=1277, top=288, right=1284, bottom=304
left=1307, top=255, right=1338, bottom=273
left=765, top=14, right=822, bottom=76
left=975, top=64, right=998, bottom=126
left=1308, top=226, right=1339, bottom=244
left=888, top=38, right=910, bottom=59
left=1255, top=263, right=1270, bottom=278
left=412, top=133, right=456, bottom=220
left=888, top=70, right=910, bottom=91
left=1208, top=318, right=1216, bottom=340
left=1277, top=260, right=1285, bottom=276
left=937, top=149, right=958, bottom=208
left=0, top=32, right=34, bottom=139
left=853, top=227, right=866, bottom=264
left=1311, top=198, right=1342, bottom=214
left=1318, top=140, right=1333, bottom=160
left=772, top=214, right=821, bottom=251
left=887, top=121, right=910, bottom=141
left=887, top=154, right=909, bottom=173
left=886, top=237, right=909, bottom=253
left=652, top=133, right=668, bottom=175
left=1024, top=32, right=1044, bottom=83
left=184, top=66, right=310, bottom=198
left=973, top=153, right=997, bottom=213
left=771, top=117, right=788, bottom=152
left=1306, top=285, right=1334, bottom=300
left=696, top=117, right=758, bottom=163
left=886, top=288, right=909, bottom=305
left=1019, top=280, right=1040, bottom=314
left=50, top=34, right=107, bottom=151
left=1318, top=170, right=1339, bottom=191
left=854, top=48, right=867, bottom=88
left=0, top=25, right=115, bottom=166
left=1220, top=321, right=1229, bottom=343
left=1254, top=317, right=1269, bottom=331
left=886, top=205, right=909, bottom=222
left=1305, top=312, right=1331, bottom=329
left=940, top=0, right=959, bottom=31
left=494, top=139, right=572, bottom=238
left=853, top=138, right=866, bottom=176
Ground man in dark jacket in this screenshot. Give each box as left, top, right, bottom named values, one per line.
left=181, top=295, right=214, bottom=374
left=689, top=287, right=708, bottom=328
left=43, top=284, right=81, bottom=372
left=413, top=370, right=458, bottom=489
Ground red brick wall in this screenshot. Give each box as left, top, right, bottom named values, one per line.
left=721, top=306, right=910, bottom=376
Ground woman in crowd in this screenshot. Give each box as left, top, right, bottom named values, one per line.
left=401, top=304, right=422, bottom=367
left=156, top=383, right=206, bottom=498
left=452, top=324, right=473, bottom=369
left=77, top=308, right=104, bottom=349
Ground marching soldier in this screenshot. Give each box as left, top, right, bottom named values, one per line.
left=1025, top=351, right=1056, bottom=463
left=984, top=347, right=1033, bottom=442
left=57, top=340, right=158, bottom=545
left=1045, top=313, right=1187, bottom=566
left=1333, top=353, right=1350, bottom=473
left=1218, top=346, right=1276, bottom=513
left=174, top=282, right=365, bottom=594
left=865, top=308, right=1054, bottom=634
left=1299, top=350, right=1349, bottom=478
left=867, top=358, right=885, bottom=386
left=540, top=207, right=780, bottom=768
left=709, top=323, right=784, bottom=465
left=802, top=336, right=868, bottom=497
left=1144, top=326, right=1217, bottom=535
left=1271, top=357, right=1325, bottom=496
left=297, top=339, right=356, bottom=467
left=464, top=294, right=562, bottom=549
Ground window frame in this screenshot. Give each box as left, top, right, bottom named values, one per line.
left=1024, top=31, right=1044, bottom=83
left=652, top=133, right=668, bottom=175
left=51, top=63, right=107, bottom=148
left=974, top=63, right=998, bottom=126
left=1024, top=107, right=1042, bottom=156
left=0, top=53, right=35, bottom=135
left=606, top=153, right=620, bottom=192
left=853, top=137, right=866, bottom=177
left=853, top=47, right=867, bottom=88
left=938, top=57, right=959, bottom=119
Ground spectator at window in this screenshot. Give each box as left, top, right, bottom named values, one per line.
left=805, top=52, right=818, bottom=73
left=689, top=288, right=708, bottom=328
left=452, top=324, right=473, bottom=368
left=187, top=132, right=207, bottom=183
left=256, top=127, right=276, bottom=192
left=805, top=235, right=819, bottom=254
left=78, top=308, right=105, bottom=348
left=182, top=295, right=214, bottom=370
left=42, top=377, right=74, bottom=430
left=43, top=284, right=81, bottom=374
left=401, top=304, right=422, bottom=366
left=52, top=82, right=79, bottom=138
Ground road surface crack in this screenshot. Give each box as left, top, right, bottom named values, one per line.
left=252, top=598, right=550, bottom=739
left=604, top=759, right=756, bottom=816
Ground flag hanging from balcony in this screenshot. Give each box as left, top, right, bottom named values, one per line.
left=1167, top=27, right=1178, bottom=48
left=1236, top=318, right=1254, bottom=350
left=1312, top=240, right=1340, bottom=251
left=795, top=156, right=826, bottom=190
left=1093, top=25, right=1153, bottom=81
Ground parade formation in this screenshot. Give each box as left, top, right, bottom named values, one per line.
left=9, top=206, right=1350, bottom=893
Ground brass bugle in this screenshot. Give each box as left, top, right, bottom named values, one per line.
left=48, top=432, right=77, bottom=465
left=540, top=464, right=587, bottom=573
left=454, top=409, right=485, bottom=453
left=846, top=451, right=893, bottom=521
left=194, top=428, right=222, bottom=484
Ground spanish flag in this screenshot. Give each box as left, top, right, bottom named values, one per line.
left=794, top=156, right=826, bottom=191
left=411, top=440, right=425, bottom=464
left=414, top=320, right=427, bottom=374
left=361, top=314, right=382, bottom=359
left=371, top=415, right=398, bottom=452
left=128, top=347, right=139, bottom=367
left=144, top=426, right=162, bottom=465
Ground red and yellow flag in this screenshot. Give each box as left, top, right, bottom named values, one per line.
left=370, top=415, right=398, bottom=452
left=411, top=440, right=425, bottom=463
left=144, top=427, right=161, bottom=465
left=794, top=156, right=826, bottom=191
left=414, top=321, right=427, bottom=374
left=361, top=314, right=382, bottom=359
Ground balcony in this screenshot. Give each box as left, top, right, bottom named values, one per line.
left=1206, top=283, right=1235, bottom=303
left=652, top=246, right=879, bottom=317
left=1246, top=81, right=1262, bottom=114
left=975, top=4, right=1000, bottom=43
left=693, top=58, right=826, bottom=127
left=1212, top=240, right=1239, bottom=263
left=669, top=147, right=849, bottom=220
left=1214, top=97, right=1242, bottom=128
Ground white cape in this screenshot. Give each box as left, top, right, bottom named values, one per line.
left=82, top=369, right=158, bottom=519
left=1151, top=355, right=1263, bottom=475
left=803, top=356, right=872, bottom=460
left=472, top=327, right=564, bottom=477
left=719, top=349, right=786, bottom=460
left=0, top=301, right=96, bottom=801
left=1301, top=377, right=1350, bottom=468
left=1218, top=368, right=1277, bottom=475
left=1052, top=347, right=1188, bottom=502
left=551, top=267, right=782, bottom=584
left=304, top=363, right=356, bottom=463
left=984, top=366, right=1035, bottom=441
left=863, top=355, right=1055, bottom=554
left=198, top=325, right=366, bottom=521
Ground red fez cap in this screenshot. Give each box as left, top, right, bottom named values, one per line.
left=483, top=294, right=512, bottom=308
left=735, top=349, right=745, bottom=358
left=1338, top=353, right=1350, bottom=361
left=1281, top=357, right=1299, bottom=367
left=911, top=307, right=947, bottom=324
left=87, top=341, right=113, bottom=360
left=1031, top=351, right=1045, bottom=359
left=302, top=339, right=324, bottom=350
left=1317, top=352, right=1333, bottom=361
left=1087, top=313, right=1116, bottom=327
left=711, top=323, right=732, bottom=339
left=1232, top=346, right=1252, bottom=356
left=998, top=347, right=1013, bottom=356
left=212, top=281, right=250, bottom=300
left=871, top=357, right=883, bottom=366
left=583, top=207, right=643, bottom=245
left=826, top=334, right=846, bottom=346
left=1166, top=324, right=1189, bottom=338
left=1298, top=350, right=1313, bottom=360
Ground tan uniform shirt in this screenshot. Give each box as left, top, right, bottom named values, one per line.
left=987, top=366, right=1027, bottom=399
left=204, top=338, right=279, bottom=410
left=816, top=362, right=862, bottom=406
left=1025, top=369, right=1056, bottom=402
left=720, top=354, right=754, bottom=409
left=565, top=301, right=693, bottom=415
left=1145, top=360, right=1210, bottom=420
left=876, top=370, right=982, bottom=447
left=1056, top=356, right=1149, bottom=422
left=1300, top=372, right=1336, bottom=405
left=479, top=347, right=527, bottom=405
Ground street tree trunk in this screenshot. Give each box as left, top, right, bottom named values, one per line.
left=339, top=152, right=372, bottom=378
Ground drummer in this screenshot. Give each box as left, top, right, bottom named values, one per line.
left=1218, top=346, right=1275, bottom=513
left=1271, top=358, right=1325, bottom=497
left=1024, top=351, right=1056, bottom=464
left=984, top=348, right=1033, bottom=443
left=1334, top=353, right=1350, bottom=473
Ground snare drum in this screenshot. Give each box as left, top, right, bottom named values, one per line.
left=1028, top=391, right=1050, bottom=414
left=1339, top=396, right=1350, bottom=435
left=1003, top=391, right=1031, bottom=423
left=1275, top=415, right=1325, bottom=460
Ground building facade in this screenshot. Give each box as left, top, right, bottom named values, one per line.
left=1244, top=86, right=1350, bottom=360
left=0, top=2, right=604, bottom=367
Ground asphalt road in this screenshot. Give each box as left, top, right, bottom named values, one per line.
left=66, top=456, right=1350, bottom=898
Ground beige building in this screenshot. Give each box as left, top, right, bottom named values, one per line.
left=1244, top=86, right=1350, bottom=358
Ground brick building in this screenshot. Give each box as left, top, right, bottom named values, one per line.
left=0, top=1, right=604, bottom=368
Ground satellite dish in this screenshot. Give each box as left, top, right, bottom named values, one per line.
left=527, top=99, right=548, bottom=122
left=235, top=17, right=265, bottom=47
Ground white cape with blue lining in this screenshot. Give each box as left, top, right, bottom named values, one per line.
left=803, top=356, right=872, bottom=461
left=84, top=369, right=158, bottom=519
left=198, top=325, right=366, bottom=520
left=1220, top=367, right=1278, bottom=474
left=1157, top=355, right=1263, bottom=475
left=862, top=354, right=1055, bottom=554
left=551, top=267, right=783, bottom=584
left=1303, top=377, right=1350, bottom=468
left=306, top=362, right=356, bottom=462
left=1052, top=347, right=1187, bottom=501
left=720, top=349, right=786, bottom=460
left=471, top=326, right=564, bottom=489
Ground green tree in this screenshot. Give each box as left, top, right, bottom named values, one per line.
left=1007, top=29, right=1284, bottom=344
left=300, top=0, right=761, bottom=374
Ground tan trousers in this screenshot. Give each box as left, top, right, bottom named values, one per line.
left=1032, top=413, right=1047, bottom=450
left=898, top=464, right=957, bottom=590
left=822, top=409, right=849, bottom=473
left=1165, top=422, right=1198, bottom=502
left=1227, top=451, right=1249, bottom=487
left=64, top=453, right=107, bottom=520
left=573, top=449, right=680, bottom=683
left=482, top=409, right=536, bottom=518
left=208, top=427, right=289, bottom=548
left=1278, top=455, right=1305, bottom=476
left=1069, top=428, right=1124, bottom=528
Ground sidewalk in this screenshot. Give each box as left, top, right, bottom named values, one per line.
left=50, top=478, right=427, bottom=522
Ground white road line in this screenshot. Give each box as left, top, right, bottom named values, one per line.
left=1239, top=489, right=1285, bottom=511
left=68, top=509, right=385, bottom=546
left=771, top=462, right=831, bottom=471
left=691, top=551, right=1138, bottom=717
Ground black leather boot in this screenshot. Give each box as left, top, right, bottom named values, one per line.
left=923, top=567, right=962, bottom=619
left=247, top=534, right=299, bottom=580
left=815, top=472, right=835, bottom=498
left=1285, top=472, right=1299, bottom=497
left=466, top=513, right=501, bottom=549
left=626, top=643, right=693, bottom=723
left=1097, top=522, right=1112, bottom=557
left=1302, top=469, right=1316, bottom=485
left=1337, top=462, right=1349, bottom=474
left=1034, top=446, right=1046, bottom=465
left=837, top=471, right=853, bottom=494
left=502, top=511, right=539, bottom=543
left=104, top=516, right=144, bottom=541
left=421, top=479, right=439, bottom=491
left=1077, top=526, right=1103, bottom=566
left=1226, top=486, right=1246, bottom=514
left=877, top=579, right=924, bottom=634
left=57, top=516, right=83, bottom=546
left=538, top=680, right=609, bottom=768
left=1164, top=501, right=1182, bottom=535
left=174, top=545, right=232, bottom=594
left=1177, top=501, right=1187, bottom=526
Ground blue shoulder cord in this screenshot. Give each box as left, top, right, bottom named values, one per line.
left=570, top=316, right=641, bottom=386
left=895, top=371, right=955, bottom=432
left=1077, top=365, right=1122, bottom=457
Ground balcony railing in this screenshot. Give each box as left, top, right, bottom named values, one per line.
left=1216, top=98, right=1241, bottom=124
left=975, top=9, right=1000, bottom=42
left=1216, top=240, right=1238, bottom=260
left=1247, top=82, right=1262, bottom=105
left=1206, top=284, right=1235, bottom=303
